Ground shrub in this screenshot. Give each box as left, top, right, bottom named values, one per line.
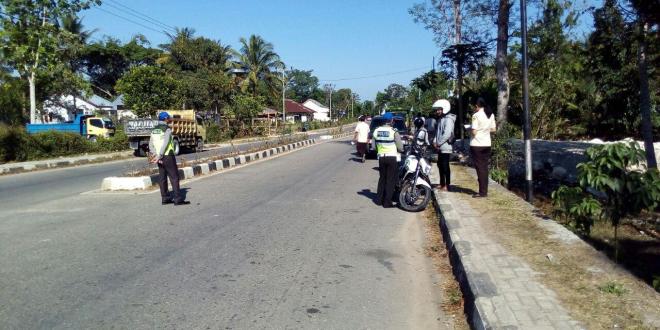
left=0, top=124, right=30, bottom=163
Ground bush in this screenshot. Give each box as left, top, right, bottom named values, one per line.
left=0, top=124, right=30, bottom=163
left=0, top=124, right=130, bottom=163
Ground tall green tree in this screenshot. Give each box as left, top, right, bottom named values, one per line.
left=0, top=0, right=101, bottom=123
left=115, top=66, right=178, bottom=118
left=233, top=34, right=284, bottom=98
left=285, top=68, right=319, bottom=103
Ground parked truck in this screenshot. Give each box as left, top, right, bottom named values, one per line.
left=26, top=114, right=115, bottom=142
left=124, top=110, right=206, bottom=156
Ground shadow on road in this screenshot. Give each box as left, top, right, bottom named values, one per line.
left=357, top=188, right=380, bottom=205
left=450, top=185, right=477, bottom=196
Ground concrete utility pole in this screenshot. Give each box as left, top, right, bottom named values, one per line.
left=324, top=83, right=335, bottom=121
left=282, top=70, right=286, bottom=123
left=520, top=0, right=533, bottom=202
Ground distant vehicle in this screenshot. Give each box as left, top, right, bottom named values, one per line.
left=366, top=114, right=409, bottom=158
left=124, top=110, right=206, bottom=156
left=26, top=114, right=115, bottom=142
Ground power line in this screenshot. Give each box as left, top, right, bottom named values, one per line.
left=95, top=7, right=170, bottom=36
left=105, top=0, right=176, bottom=33
left=319, top=66, right=429, bottom=82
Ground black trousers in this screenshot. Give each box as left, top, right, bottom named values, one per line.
left=377, top=156, right=398, bottom=206
left=471, top=146, right=491, bottom=196
left=438, top=153, right=451, bottom=187
left=158, top=154, right=182, bottom=202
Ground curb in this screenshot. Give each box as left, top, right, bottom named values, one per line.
left=429, top=166, right=582, bottom=329
left=0, top=151, right=133, bottom=175
left=101, top=138, right=318, bottom=191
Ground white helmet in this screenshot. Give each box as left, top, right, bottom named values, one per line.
left=432, top=99, right=451, bottom=114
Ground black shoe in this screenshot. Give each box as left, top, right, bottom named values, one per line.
left=173, top=200, right=191, bottom=206
left=472, top=194, right=486, bottom=198
left=383, top=203, right=394, bottom=208
left=162, top=199, right=174, bottom=205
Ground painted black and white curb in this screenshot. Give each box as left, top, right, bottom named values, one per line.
left=100, top=133, right=349, bottom=191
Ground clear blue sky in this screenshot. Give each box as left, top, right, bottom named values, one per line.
left=81, top=0, right=440, bottom=101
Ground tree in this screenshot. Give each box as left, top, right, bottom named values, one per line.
left=233, top=35, right=284, bottom=98
left=285, top=68, right=319, bottom=103
left=77, top=35, right=161, bottom=97
left=225, top=93, right=265, bottom=122
left=115, top=66, right=178, bottom=118
left=0, top=0, right=101, bottom=123
left=410, top=0, right=514, bottom=127
left=629, top=0, right=659, bottom=168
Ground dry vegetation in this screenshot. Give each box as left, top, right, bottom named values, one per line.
left=450, top=164, right=660, bottom=329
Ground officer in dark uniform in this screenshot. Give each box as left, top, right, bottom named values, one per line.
left=149, top=112, right=190, bottom=206
left=371, top=113, right=404, bottom=208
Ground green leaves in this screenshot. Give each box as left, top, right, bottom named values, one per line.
left=555, top=141, right=660, bottom=239
left=115, top=66, right=178, bottom=118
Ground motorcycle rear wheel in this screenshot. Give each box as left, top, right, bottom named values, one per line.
left=398, top=181, right=432, bottom=212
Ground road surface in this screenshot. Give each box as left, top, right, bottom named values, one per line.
left=0, top=138, right=449, bottom=329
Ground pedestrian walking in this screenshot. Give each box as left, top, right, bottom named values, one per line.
left=469, top=97, right=496, bottom=198
left=371, top=113, right=404, bottom=208
left=432, top=99, right=456, bottom=191
left=353, top=115, right=370, bottom=162
left=149, top=112, right=190, bottom=206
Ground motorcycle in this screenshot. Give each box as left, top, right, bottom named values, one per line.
left=397, top=142, right=433, bottom=212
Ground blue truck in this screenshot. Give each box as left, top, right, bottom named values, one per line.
left=26, top=114, right=116, bottom=142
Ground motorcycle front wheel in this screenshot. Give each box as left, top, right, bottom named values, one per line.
left=398, top=181, right=432, bottom=212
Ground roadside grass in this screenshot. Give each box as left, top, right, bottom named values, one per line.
left=422, top=207, right=470, bottom=330
left=450, top=164, right=660, bottom=329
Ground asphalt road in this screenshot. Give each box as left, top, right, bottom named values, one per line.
left=0, top=138, right=448, bottom=329
left=0, top=128, right=349, bottom=211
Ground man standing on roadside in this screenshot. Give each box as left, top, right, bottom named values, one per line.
left=149, top=112, right=190, bottom=206
left=372, top=113, right=404, bottom=208
left=353, top=115, right=370, bottom=162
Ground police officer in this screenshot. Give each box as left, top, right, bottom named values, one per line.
left=371, top=113, right=404, bottom=208
left=149, top=112, right=190, bottom=206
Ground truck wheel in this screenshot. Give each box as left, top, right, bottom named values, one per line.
left=195, top=138, right=204, bottom=152
left=173, top=139, right=180, bottom=156
left=88, top=136, right=97, bottom=143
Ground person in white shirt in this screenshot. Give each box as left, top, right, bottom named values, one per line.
left=353, top=115, right=371, bottom=162
left=469, top=97, right=496, bottom=198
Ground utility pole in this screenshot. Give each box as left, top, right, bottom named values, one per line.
left=324, top=83, right=335, bottom=121
left=520, top=0, right=533, bottom=202
left=351, top=93, right=354, bottom=118
left=282, top=69, right=286, bottom=123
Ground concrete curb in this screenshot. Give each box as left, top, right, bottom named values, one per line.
left=101, top=138, right=318, bottom=191
left=0, top=150, right=133, bottom=175
left=429, top=166, right=582, bottom=329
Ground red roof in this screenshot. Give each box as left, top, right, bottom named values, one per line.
left=285, top=99, right=315, bottom=114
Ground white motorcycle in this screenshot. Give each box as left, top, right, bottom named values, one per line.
left=397, top=143, right=433, bottom=212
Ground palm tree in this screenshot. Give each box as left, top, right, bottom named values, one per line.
left=232, top=35, right=284, bottom=96
left=60, top=14, right=96, bottom=44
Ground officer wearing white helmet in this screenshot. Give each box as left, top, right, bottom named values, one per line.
left=371, top=113, right=404, bottom=208
left=149, top=112, right=190, bottom=206
left=432, top=99, right=456, bottom=191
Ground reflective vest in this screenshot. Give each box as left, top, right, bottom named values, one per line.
left=373, top=126, right=399, bottom=158
left=151, top=126, right=175, bottom=156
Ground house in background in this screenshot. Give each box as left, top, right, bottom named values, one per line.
left=284, top=99, right=315, bottom=122
left=302, top=99, right=330, bottom=122
left=44, top=93, right=135, bottom=122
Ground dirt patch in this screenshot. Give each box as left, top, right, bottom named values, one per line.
left=422, top=207, right=470, bottom=330
left=508, top=176, right=660, bottom=290
left=451, top=164, right=660, bottom=329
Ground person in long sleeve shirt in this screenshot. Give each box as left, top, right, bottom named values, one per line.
left=149, top=112, right=189, bottom=205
